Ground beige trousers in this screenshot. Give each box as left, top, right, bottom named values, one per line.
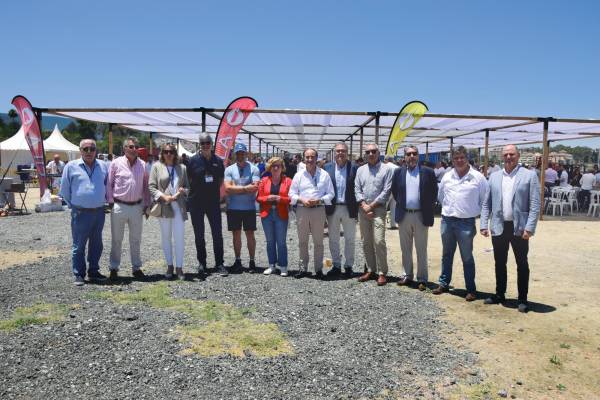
left=358, top=206, right=388, bottom=275
left=326, top=206, right=356, bottom=268
left=398, top=211, right=429, bottom=282
left=110, top=202, right=144, bottom=271
left=296, top=206, right=326, bottom=272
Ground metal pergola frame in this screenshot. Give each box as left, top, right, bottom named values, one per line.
left=36, top=105, right=600, bottom=219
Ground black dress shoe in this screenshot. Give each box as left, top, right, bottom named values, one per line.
left=294, top=270, right=309, bottom=279
left=344, top=267, right=353, bottom=277
left=132, top=270, right=146, bottom=279
left=109, top=270, right=119, bottom=281
left=248, top=260, right=257, bottom=274
left=326, top=268, right=342, bottom=279
left=518, top=302, right=529, bottom=313
left=314, top=271, right=324, bottom=280
left=484, top=295, right=506, bottom=305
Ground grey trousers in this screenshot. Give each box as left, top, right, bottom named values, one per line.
left=110, top=203, right=144, bottom=271
left=358, top=206, right=388, bottom=275
left=296, top=206, right=326, bottom=273
left=398, top=211, right=429, bottom=282
left=326, top=206, right=356, bottom=268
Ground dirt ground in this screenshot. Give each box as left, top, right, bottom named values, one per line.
left=385, top=215, right=600, bottom=399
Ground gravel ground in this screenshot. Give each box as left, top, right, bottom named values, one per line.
left=0, top=210, right=477, bottom=399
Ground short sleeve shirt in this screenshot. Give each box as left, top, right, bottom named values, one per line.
left=225, top=161, right=260, bottom=210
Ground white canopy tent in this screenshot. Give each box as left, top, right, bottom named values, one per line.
left=43, top=124, right=80, bottom=161
left=177, top=142, right=194, bottom=158
left=0, top=126, right=33, bottom=177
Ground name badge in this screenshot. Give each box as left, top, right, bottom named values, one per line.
left=205, top=175, right=214, bottom=183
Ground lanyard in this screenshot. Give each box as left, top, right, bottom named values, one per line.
left=82, top=161, right=95, bottom=180
left=168, top=166, right=175, bottom=188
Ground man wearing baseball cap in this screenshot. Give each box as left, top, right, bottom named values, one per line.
left=224, top=143, right=261, bottom=273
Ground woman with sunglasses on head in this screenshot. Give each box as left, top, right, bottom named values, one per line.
left=256, top=157, right=292, bottom=276
left=148, top=143, right=190, bottom=280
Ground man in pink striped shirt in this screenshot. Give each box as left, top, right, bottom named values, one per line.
left=107, top=136, right=151, bottom=280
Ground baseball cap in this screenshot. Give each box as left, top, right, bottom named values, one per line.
left=234, top=143, right=248, bottom=153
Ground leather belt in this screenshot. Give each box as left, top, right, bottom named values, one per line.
left=73, top=206, right=104, bottom=212
left=336, top=202, right=346, bottom=205
left=115, top=198, right=142, bottom=206
left=404, top=209, right=421, bottom=213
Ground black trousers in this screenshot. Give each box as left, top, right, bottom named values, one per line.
left=189, top=205, right=224, bottom=267
left=491, top=221, right=530, bottom=302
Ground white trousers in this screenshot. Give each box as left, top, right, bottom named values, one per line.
left=326, top=206, right=356, bottom=268
left=158, top=201, right=185, bottom=269
left=110, top=203, right=144, bottom=271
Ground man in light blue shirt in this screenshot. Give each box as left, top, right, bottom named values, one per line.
left=224, top=143, right=261, bottom=273
left=60, top=139, right=108, bottom=286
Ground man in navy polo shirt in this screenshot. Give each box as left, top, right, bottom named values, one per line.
left=224, top=143, right=261, bottom=273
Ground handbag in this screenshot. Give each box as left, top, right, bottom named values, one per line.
left=149, top=201, right=162, bottom=217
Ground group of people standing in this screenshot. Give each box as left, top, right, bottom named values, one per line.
left=60, top=134, right=540, bottom=313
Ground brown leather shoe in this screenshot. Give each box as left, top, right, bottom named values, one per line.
left=465, top=292, right=477, bottom=302
left=417, top=283, right=427, bottom=291
left=432, top=285, right=448, bottom=295
left=376, top=274, right=387, bottom=286
left=397, top=276, right=413, bottom=286
left=357, top=271, right=374, bottom=282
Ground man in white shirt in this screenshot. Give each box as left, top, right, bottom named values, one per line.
left=480, top=145, right=541, bottom=313
left=289, top=148, right=335, bottom=279
left=579, top=169, right=596, bottom=211
left=46, top=154, right=65, bottom=191
left=433, top=146, right=489, bottom=301
left=557, top=164, right=569, bottom=187
left=544, top=162, right=558, bottom=191
left=434, top=161, right=447, bottom=183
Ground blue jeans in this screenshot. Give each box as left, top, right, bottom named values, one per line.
left=71, top=208, right=105, bottom=278
left=261, top=209, right=288, bottom=267
left=439, top=216, right=476, bottom=293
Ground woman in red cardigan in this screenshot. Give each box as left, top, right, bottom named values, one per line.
left=256, top=157, right=292, bottom=276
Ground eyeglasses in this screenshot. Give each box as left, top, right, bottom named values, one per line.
left=406, top=152, right=418, bottom=156
left=200, top=141, right=212, bottom=146
left=365, top=150, right=378, bottom=155
left=162, top=150, right=175, bottom=155
left=127, top=145, right=140, bottom=150
left=81, top=147, right=96, bottom=153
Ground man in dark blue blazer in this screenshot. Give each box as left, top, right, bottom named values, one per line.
left=391, top=146, right=438, bottom=291
left=324, top=142, right=359, bottom=278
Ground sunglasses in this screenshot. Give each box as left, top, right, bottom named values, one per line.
left=406, top=152, right=418, bottom=156
left=127, top=145, right=140, bottom=150
left=200, top=141, right=212, bottom=146
left=162, top=150, right=175, bottom=155
left=81, top=147, right=96, bottom=153
left=271, top=164, right=282, bottom=169
left=365, top=150, right=378, bottom=155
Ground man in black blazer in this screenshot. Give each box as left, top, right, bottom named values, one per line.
left=324, top=142, right=359, bottom=278
left=391, top=146, right=438, bottom=291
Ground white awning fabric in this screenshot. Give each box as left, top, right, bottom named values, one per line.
left=43, top=124, right=80, bottom=160
left=45, top=108, right=600, bottom=155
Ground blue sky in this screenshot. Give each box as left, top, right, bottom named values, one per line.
left=1, top=0, right=599, bottom=146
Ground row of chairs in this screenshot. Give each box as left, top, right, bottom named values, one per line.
left=545, top=187, right=600, bottom=217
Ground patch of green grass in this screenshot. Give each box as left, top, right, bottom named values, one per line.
left=0, top=303, right=70, bottom=331
left=557, top=383, right=567, bottom=391
left=559, top=343, right=571, bottom=349
left=550, top=354, right=562, bottom=366
left=460, top=382, right=494, bottom=400
left=92, top=283, right=290, bottom=358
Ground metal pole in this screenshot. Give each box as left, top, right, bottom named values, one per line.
left=450, top=137, right=454, bottom=154
left=149, top=132, right=153, bottom=156
left=108, top=123, right=114, bottom=155
left=350, top=135, right=354, bottom=160
left=248, top=132, right=252, bottom=155
left=259, top=139, right=262, bottom=157
left=540, top=120, right=550, bottom=221
left=425, top=142, right=429, bottom=162
left=484, top=130, right=489, bottom=177
left=359, top=127, right=364, bottom=156
left=374, top=112, right=380, bottom=145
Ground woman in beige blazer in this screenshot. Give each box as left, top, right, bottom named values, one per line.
left=148, top=143, right=189, bottom=279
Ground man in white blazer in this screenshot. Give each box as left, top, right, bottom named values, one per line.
left=480, top=144, right=541, bottom=313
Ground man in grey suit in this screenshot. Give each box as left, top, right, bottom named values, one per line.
left=480, top=144, right=541, bottom=313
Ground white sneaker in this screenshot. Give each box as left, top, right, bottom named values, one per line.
left=280, top=267, right=288, bottom=277
left=263, top=265, right=276, bottom=275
